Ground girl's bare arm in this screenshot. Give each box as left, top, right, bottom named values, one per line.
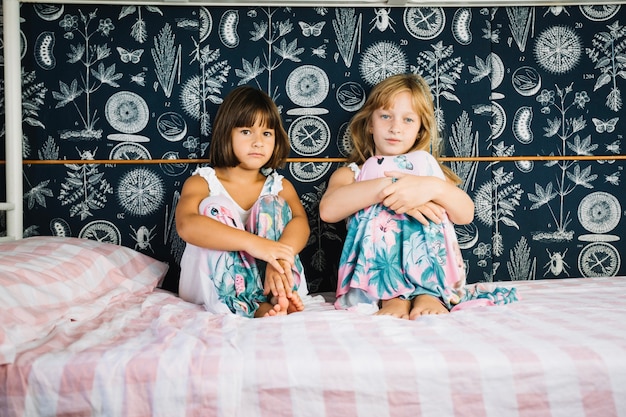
left=381, top=171, right=474, bottom=225
left=319, top=166, right=394, bottom=223
left=175, top=175, right=293, bottom=273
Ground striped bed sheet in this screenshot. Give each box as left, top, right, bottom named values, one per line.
left=1, top=277, right=626, bottom=417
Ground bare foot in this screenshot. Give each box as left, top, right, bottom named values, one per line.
left=270, top=293, right=305, bottom=314
left=409, top=294, right=449, bottom=320
left=255, top=298, right=288, bottom=318
left=375, top=298, right=410, bottom=319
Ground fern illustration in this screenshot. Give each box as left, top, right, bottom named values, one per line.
left=586, top=20, right=626, bottom=112
left=151, top=23, right=180, bottom=98
left=181, top=42, right=230, bottom=136
left=301, top=182, right=342, bottom=276
left=411, top=41, right=464, bottom=130
left=119, top=5, right=163, bottom=44
left=473, top=167, right=523, bottom=257
left=58, top=148, right=113, bottom=220
left=235, top=8, right=304, bottom=99
left=21, top=68, right=47, bottom=158
left=507, top=236, right=536, bottom=281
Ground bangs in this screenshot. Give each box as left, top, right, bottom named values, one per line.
left=234, top=100, right=281, bottom=130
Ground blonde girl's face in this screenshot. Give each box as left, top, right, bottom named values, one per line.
left=231, top=116, right=275, bottom=170
left=369, top=91, right=421, bottom=156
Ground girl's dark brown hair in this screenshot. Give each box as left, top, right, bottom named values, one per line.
left=209, top=86, right=290, bottom=169
left=347, top=73, right=461, bottom=184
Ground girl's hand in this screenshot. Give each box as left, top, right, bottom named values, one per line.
left=406, top=202, right=447, bottom=225
left=380, top=171, right=437, bottom=214
left=264, top=259, right=294, bottom=298
left=246, top=237, right=295, bottom=275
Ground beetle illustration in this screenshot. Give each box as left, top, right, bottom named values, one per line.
left=370, top=8, right=395, bottom=33
left=130, top=225, right=157, bottom=252
left=544, top=248, right=569, bottom=277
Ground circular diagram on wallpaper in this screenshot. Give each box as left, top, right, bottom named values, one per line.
left=289, top=161, right=332, bottom=183
left=336, top=81, right=366, bottom=112
left=106, top=91, right=149, bottom=142
left=286, top=65, right=329, bottom=108
left=579, top=5, right=620, bottom=21
left=359, top=41, right=407, bottom=86
left=79, top=220, right=122, bottom=245
left=578, top=242, right=620, bottom=277
left=403, top=7, right=445, bottom=40
left=288, top=116, right=330, bottom=156
left=157, top=112, right=188, bottom=142
left=577, top=191, right=621, bottom=235
left=109, top=142, right=151, bottom=160
left=533, top=25, right=582, bottom=74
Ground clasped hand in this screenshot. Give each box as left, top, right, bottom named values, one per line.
left=380, top=171, right=446, bottom=226
left=247, top=237, right=295, bottom=298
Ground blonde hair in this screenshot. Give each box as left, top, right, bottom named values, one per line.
left=347, top=73, right=460, bottom=184
left=209, top=86, right=289, bottom=170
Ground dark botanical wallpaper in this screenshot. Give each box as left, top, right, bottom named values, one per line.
left=1, top=4, right=624, bottom=293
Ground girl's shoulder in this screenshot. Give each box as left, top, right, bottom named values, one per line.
left=191, top=165, right=215, bottom=179
left=346, top=162, right=360, bottom=179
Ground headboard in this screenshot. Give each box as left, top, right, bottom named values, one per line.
left=2, top=0, right=625, bottom=293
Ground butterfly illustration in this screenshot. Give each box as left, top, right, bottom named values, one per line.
left=298, top=21, right=325, bottom=37
left=394, top=155, right=414, bottom=170
left=117, top=47, right=144, bottom=64
left=592, top=117, right=618, bottom=133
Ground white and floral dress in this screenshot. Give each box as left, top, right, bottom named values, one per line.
left=335, top=151, right=517, bottom=312
left=179, top=167, right=307, bottom=317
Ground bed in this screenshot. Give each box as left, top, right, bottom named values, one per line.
left=1, top=236, right=625, bottom=417
left=2, top=0, right=626, bottom=415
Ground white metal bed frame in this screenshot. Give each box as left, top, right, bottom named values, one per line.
left=2, top=0, right=624, bottom=243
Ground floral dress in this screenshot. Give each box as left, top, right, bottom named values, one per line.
left=178, top=167, right=307, bottom=317
left=335, top=150, right=517, bottom=311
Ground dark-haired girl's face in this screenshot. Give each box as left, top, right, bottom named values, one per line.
left=231, top=117, right=276, bottom=171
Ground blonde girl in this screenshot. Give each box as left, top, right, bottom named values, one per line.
left=177, top=86, right=309, bottom=318
left=320, top=73, right=515, bottom=319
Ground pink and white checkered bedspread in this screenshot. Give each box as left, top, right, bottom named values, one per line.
left=2, top=277, right=626, bottom=417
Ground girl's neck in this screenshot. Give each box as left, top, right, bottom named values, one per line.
left=214, top=166, right=265, bottom=184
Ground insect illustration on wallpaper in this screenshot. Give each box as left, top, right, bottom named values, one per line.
left=130, top=224, right=157, bottom=252
left=311, top=45, right=327, bottom=59
left=299, top=21, right=325, bottom=37
left=543, top=6, right=570, bottom=17
left=606, top=140, right=621, bottom=154
left=117, top=47, right=144, bottom=64
left=370, top=8, right=395, bottom=33
left=604, top=171, right=620, bottom=186
left=592, top=117, right=618, bottom=133
left=544, top=248, right=569, bottom=277
left=130, top=72, right=146, bottom=86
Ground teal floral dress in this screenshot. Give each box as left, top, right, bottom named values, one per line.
left=335, top=151, right=517, bottom=312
